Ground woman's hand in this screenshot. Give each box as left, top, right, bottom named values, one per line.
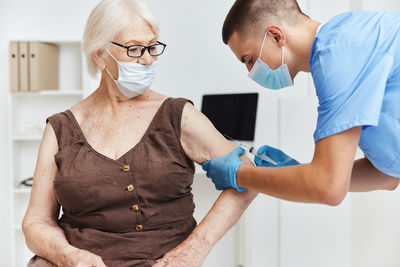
left=152, top=234, right=210, bottom=267
left=65, top=247, right=107, bottom=267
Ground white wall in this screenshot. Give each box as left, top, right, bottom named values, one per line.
left=1, top=0, right=400, bottom=267
left=146, top=0, right=262, bottom=105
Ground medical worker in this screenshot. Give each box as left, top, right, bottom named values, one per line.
left=203, top=0, right=400, bottom=205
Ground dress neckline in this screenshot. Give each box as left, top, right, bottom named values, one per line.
left=65, top=97, right=172, bottom=165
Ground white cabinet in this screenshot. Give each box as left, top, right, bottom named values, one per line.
left=8, top=41, right=84, bottom=266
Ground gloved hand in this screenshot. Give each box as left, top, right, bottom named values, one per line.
left=202, top=147, right=247, bottom=192
left=254, top=145, right=300, bottom=167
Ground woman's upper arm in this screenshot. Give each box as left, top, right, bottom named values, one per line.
left=180, top=102, right=253, bottom=166
left=23, top=122, right=60, bottom=227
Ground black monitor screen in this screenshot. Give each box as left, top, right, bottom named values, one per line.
left=201, top=93, right=258, bottom=141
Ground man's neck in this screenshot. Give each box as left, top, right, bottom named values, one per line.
left=289, top=17, right=321, bottom=74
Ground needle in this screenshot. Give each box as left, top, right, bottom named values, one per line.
left=223, top=134, right=278, bottom=165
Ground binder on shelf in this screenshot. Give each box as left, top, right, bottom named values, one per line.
left=19, top=42, right=30, bottom=92
left=29, top=42, right=59, bottom=91
left=9, top=42, right=20, bottom=92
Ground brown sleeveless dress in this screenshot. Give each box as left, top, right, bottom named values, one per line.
left=28, top=98, right=197, bottom=267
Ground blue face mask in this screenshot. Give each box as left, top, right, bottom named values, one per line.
left=248, top=32, right=294, bottom=90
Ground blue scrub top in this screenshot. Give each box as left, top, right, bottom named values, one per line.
left=310, top=11, right=400, bottom=177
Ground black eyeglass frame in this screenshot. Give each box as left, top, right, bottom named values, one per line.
left=110, top=41, right=167, bottom=58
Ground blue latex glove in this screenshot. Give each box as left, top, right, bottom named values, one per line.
left=254, top=145, right=300, bottom=167
left=202, top=147, right=247, bottom=192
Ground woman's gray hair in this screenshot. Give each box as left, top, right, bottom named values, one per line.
left=82, top=0, right=159, bottom=77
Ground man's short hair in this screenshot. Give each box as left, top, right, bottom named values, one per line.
left=222, top=0, right=306, bottom=44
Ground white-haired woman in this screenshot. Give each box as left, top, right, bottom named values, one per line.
left=22, top=0, right=257, bottom=266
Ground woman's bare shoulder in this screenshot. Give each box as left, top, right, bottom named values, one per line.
left=67, top=96, right=92, bottom=120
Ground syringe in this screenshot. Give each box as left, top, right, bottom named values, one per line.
left=223, top=134, right=278, bottom=165
left=239, top=143, right=278, bottom=165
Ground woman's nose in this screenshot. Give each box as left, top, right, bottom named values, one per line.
left=138, top=49, right=154, bottom=65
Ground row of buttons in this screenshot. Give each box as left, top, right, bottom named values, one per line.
left=123, top=165, right=143, bottom=232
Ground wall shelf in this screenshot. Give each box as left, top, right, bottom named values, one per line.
left=14, top=188, right=31, bottom=194
left=8, top=40, right=86, bottom=266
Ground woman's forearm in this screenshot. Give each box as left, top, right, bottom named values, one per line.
left=152, top=188, right=257, bottom=266
left=190, top=189, right=257, bottom=249
left=151, top=188, right=257, bottom=267
left=189, top=154, right=258, bottom=248
left=23, top=220, right=76, bottom=266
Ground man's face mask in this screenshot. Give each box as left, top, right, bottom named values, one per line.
left=248, top=31, right=294, bottom=90
left=105, top=48, right=157, bottom=98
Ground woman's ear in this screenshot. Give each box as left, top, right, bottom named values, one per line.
left=266, top=25, right=287, bottom=47
left=92, top=49, right=106, bottom=70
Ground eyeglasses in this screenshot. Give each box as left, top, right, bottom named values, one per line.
left=110, top=41, right=167, bottom=58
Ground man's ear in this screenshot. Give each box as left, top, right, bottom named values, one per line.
left=266, top=25, right=287, bottom=47
left=92, top=49, right=106, bottom=70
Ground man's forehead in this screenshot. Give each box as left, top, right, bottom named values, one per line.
left=227, top=32, right=247, bottom=61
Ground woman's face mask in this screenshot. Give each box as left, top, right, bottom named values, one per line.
left=248, top=31, right=294, bottom=90
left=104, top=48, right=157, bottom=98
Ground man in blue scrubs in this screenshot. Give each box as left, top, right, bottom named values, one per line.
left=202, top=0, right=400, bottom=205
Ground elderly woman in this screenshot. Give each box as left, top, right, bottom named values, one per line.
left=22, top=0, right=256, bottom=266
